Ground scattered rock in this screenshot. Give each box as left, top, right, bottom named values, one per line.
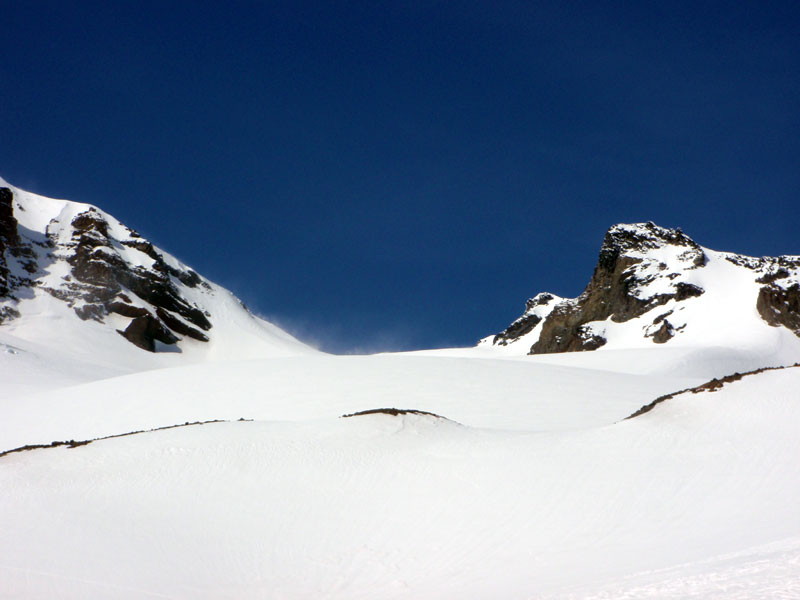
left=650, top=320, right=674, bottom=344
left=341, top=408, right=447, bottom=419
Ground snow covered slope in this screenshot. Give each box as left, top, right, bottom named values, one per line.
left=0, top=352, right=709, bottom=451
left=479, top=222, right=800, bottom=366
left=0, top=176, right=314, bottom=393
left=2, top=364, right=798, bottom=599
left=3, top=178, right=800, bottom=598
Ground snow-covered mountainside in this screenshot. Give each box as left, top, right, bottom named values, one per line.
left=3, top=179, right=800, bottom=598
left=0, top=177, right=313, bottom=390
left=479, top=221, right=800, bottom=359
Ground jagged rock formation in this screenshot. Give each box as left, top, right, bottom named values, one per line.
left=0, top=184, right=213, bottom=352
left=57, top=206, right=211, bottom=341
left=491, top=293, right=560, bottom=346
left=481, top=222, right=800, bottom=354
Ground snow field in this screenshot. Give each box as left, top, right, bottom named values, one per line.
left=0, top=353, right=705, bottom=451
left=1, top=366, right=799, bottom=599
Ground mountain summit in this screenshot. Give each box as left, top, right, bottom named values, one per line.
left=0, top=177, right=312, bottom=384
left=481, top=221, right=800, bottom=356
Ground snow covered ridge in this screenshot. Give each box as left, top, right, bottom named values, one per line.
left=481, top=221, right=800, bottom=355
left=0, top=177, right=311, bottom=357
left=626, top=361, right=800, bottom=420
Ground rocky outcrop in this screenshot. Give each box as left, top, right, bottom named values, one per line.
left=0, top=186, right=214, bottom=352
left=119, top=314, right=180, bottom=352
left=484, top=221, right=800, bottom=355
left=530, top=223, right=705, bottom=354
left=491, top=293, right=557, bottom=346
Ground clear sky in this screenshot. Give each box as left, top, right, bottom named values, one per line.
left=2, top=1, right=798, bottom=352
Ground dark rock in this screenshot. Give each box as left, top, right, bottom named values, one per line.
left=107, top=301, right=150, bottom=319
left=174, top=268, right=202, bottom=288
left=491, top=293, right=555, bottom=346
left=70, top=209, right=109, bottom=237
left=531, top=303, right=610, bottom=353
left=652, top=310, right=673, bottom=325
left=674, top=282, right=704, bottom=300
left=119, top=314, right=180, bottom=352
left=576, top=325, right=607, bottom=350
left=341, top=408, right=447, bottom=419
left=74, top=303, right=106, bottom=322
left=757, top=283, right=800, bottom=336
left=493, top=313, right=542, bottom=345
left=120, top=239, right=160, bottom=260
left=651, top=320, right=675, bottom=344
left=0, top=188, right=19, bottom=298
left=0, top=188, right=40, bottom=313
left=0, top=305, right=20, bottom=323
left=757, top=268, right=791, bottom=284
left=155, top=307, right=209, bottom=342
left=0, top=188, right=20, bottom=248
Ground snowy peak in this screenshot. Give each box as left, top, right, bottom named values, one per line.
left=601, top=221, right=703, bottom=253
left=0, top=178, right=312, bottom=359
left=482, top=221, right=800, bottom=357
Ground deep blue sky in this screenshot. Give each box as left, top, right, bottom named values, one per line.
left=2, top=1, right=798, bottom=352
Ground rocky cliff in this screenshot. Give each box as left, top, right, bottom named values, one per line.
left=482, top=222, right=800, bottom=354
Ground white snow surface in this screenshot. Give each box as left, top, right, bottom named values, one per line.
left=1, top=364, right=799, bottom=599
left=2, top=181, right=800, bottom=597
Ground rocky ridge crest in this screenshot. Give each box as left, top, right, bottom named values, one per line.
left=486, top=222, right=800, bottom=354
